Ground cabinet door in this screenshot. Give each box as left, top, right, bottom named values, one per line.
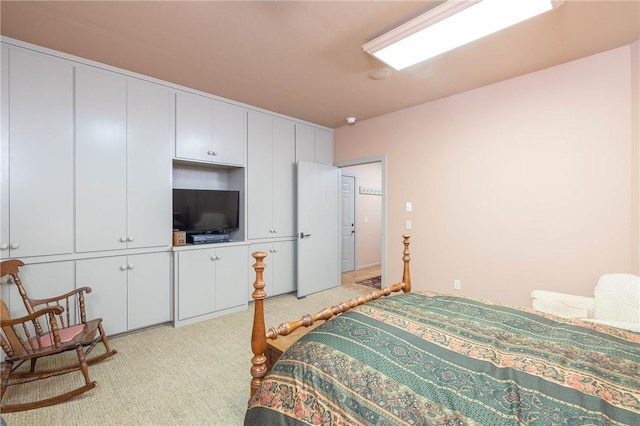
left=314, top=128, right=334, bottom=166
left=127, top=80, right=172, bottom=249
left=271, top=241, right=296, bottom=295
left=1, top=45, right=8, bottom=258
left=272, top=118, right=296, bottom=237
left=6, top=260, right=75, bottom=320
left=247, top=111, right=274, bottom=239
left=76, top=256, right=128, bottom=336
left=7, top=47, right=74, bottom=258
left=75, top=66, right=127, bottom=252
left=212, top=101, right=246, bottom=166
left=215, top=245, right=248, bottom=311
left=175, top=91, right=213, bottom=162
left=295, top=123, right=315, bottom=163
left=127, top=252, right=171, bottom=330
left=177, top=248, right=216, bottom=320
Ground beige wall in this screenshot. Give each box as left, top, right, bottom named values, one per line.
left=335, top=43, right=639, bottom=307
left=342, top=163, right=382, bottom=269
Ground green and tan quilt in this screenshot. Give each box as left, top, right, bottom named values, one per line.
left=245, top=292, right=640, bottom=425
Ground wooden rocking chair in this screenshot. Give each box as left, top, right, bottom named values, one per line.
left=0, top=300, right=97, bottom=412
left=0, top=259, right=117, bottom=412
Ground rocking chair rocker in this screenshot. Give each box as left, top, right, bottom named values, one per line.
left=0, top=259, right=117, bottom=412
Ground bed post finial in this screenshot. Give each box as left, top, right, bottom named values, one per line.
left=250, top=251, right=268, bottom=399
left=402, top=234, right=411, bottom=292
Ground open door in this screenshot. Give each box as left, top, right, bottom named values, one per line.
left=296, top=161, right=340, bottom=298
left=341, top=174, right=356, bottom=273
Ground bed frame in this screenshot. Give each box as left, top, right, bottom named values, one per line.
left=249, top=234, right=412, bottom=398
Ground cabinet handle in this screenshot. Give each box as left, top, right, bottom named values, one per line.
left=211, top=256, right=216, bottom=261
left=120, top=265, right=128, bottom=271
left=128, top=264, right=135, bottom=270
left=207, top=150, right=219, bottom=156
left=127, top=236, right=134, bottom=242
left=216, top=255, right=221, bottom=260
left=10, top=243, right=19, bottom=249
left=0, top=244, right=8, bottom=250
left=120, top=237, right=127, bottom=243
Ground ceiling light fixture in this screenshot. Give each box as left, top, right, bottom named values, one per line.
left=362, top=0, right=563, bottom=71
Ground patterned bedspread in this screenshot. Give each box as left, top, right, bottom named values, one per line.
left=245, top=292, right=640, bottom=425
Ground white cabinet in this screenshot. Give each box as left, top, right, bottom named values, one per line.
left=75, top=66, right=172, bottom=252
left=76, top=252, right=171, bottom=335
left=247, top=111, right=296, bottom=239
left=1, top=45, right=74, bottom=259
left=295, top=123, right=334, bottom=166
left=175, top=91, right=246, bottom=166
left=176, top=245, right=248, bottom=321
left=248, top=240, right=295, bottom=299
left=2, top=260, right=76, bottom=320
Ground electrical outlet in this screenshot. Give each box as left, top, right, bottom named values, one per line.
left=454, top=279, right=461, bottom=290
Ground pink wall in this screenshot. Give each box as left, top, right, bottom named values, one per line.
left=342, top=163, right=382, bottom=269
left=335, top=43, right=640, bottom=308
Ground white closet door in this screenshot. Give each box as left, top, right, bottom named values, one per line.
left=75, top=66, right=127, bottom=252
left=272, top=117, right=296, bottom=237
left=175, top=91, right=213, bottom=162
left=76, top=256, right=128, bottom=336
left=8, top=48, right=74, bottom=257
left=1, top=45, right=9, bottom=259
left=127, top=79, right=172, bottom=249
left=127, top=252, right=171, bottom=330
left=212, top=101, right=246, bottom=166
left=215, top=245, right=248, bottom=311
left=247, top=111, right=275, bottom=239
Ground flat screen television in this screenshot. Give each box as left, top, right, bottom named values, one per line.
left=172, top=189, right=240, bottom=234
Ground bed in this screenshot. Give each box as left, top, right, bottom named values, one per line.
left=246, top=235, right=640, bottom=425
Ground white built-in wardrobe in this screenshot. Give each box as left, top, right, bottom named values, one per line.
left=0, top=37, right=333, bottom=333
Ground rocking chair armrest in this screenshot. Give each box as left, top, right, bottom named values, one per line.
left=28, top=286, right=93, bottom=308
left=0, top=305, right=64, bottom=327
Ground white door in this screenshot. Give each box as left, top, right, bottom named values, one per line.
left=126, top=79, right=172, bottom=249
left=75, top=66, right=127, bottom=252
left=6, top=47, right=74, bottom=258
left=296, top=161, right=340, bottom=298
left=341, top=175, right=356, bottom=273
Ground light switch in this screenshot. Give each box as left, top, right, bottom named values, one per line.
left=405, top=220, right=412, bottom=230
left=406, top=202, right=412, bottom=212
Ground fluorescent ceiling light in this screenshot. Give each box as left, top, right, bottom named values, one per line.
left=363, top=0, right=563, bottom=70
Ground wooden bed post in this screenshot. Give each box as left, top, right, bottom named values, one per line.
left=249, top=251, right=268, bottom=399
left=401, top=234, right=411, bottom=293
left=249, top=234, right=412, bottom=400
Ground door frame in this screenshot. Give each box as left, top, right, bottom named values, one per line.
left=336, top=155, right=386, bottom=283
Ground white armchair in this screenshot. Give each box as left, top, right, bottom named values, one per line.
left=531, top=273, right=640, bottom=332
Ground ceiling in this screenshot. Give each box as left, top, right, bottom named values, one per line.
left=1, top=1, right=639, bottom=129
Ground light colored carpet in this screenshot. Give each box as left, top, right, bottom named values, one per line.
left=2, top=285, right=365, bottom=426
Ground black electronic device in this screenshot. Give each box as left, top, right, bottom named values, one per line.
left=189, top=233, right=230, bottom=244
left=172, top=189, right=240, bottom=239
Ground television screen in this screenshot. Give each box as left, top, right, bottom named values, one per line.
left=172, top=189, right=240, bottom=234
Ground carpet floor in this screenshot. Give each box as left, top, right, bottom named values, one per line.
left=1, top=285, right=366, bottom=426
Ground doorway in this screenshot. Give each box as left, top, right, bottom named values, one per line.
left=337, top=156, right=385, bottom=286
